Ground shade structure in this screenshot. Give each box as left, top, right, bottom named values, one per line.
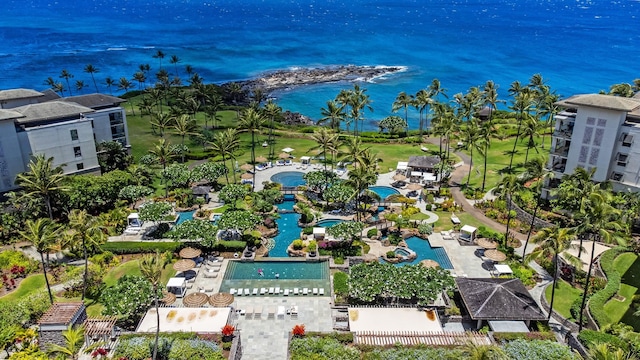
left=420, top=259, right=440, bottom=268
left=161, top=291, right=177, bottom=306
left=209, top=292, right=234, bottom=307
left=476, top=238, right=498, bottom=250
left=179, top=247, right=202, bottom=259
left=241, top=172, right=254, bottom=179
left=278, top=152, right=291, bottom=159
left=172, top=259, right=196, bottom=272
left=406, top=183, right=423, bottom=191
left=255, top=156, right=267, bottom=163
left=282, top=147, right=294, bottom=153
left=240, top=163, right=254, bottom=171
left=183, top=292, right=209, bottom=307
left=484, top=249, right=507, bottom=262
left=392, top=174, right=407, bottom=181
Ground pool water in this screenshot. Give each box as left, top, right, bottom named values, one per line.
left=397, top=236, right=454, bottom=269
left=395, top=248, right=412, bottom=257
left=271, top=171, right=306, bottom=187
left=315, top=219, right=343, bottom=228
left=369, top=186, right=400, bottom=200
left=269, top=200, right=299, bottom=257
left=175, top=210, right=195, bottom=225
left=220, top=260, right=331, bottom=294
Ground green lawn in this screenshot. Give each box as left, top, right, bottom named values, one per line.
left=0, top=274, right=45, bottom=304
left=103, top=259, right=175, bottom=288
left=604, top=252, right=640, bottom=331
left=545, top=279, right=582, bottom=320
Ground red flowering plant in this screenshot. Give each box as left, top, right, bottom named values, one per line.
left=10, top=265, right=26, bottom=277
left=91, top=347, right=108, bottom=358
left=221, top=324, right=235, bottom=341
left=292, top=324, right=305, bottom=338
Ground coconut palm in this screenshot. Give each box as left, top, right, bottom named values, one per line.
left=520, top=115, right=540, bottom=164
left=479, top=119, right=497, bottom=192
left=392, top=91, right=414, bottom=127
left=526, top=226, right=580, bottom=320
left=19, top=218, right=61, bottom=304
left=148, top=139, right=177, bottom=197
left=104, top=76, right=115, bottom=95
left=538, top=89, right=560, bottom=149
left=345, top=166, right=377, bottom=221
left=507, top=85, right=534, bottom=172
left=460, top=119, right=485, bottom=187
left=171, top=114, right=198, bottom=162
left=309, top=128, right=338, bottom=172
left=149, top=112, right=172, bottom=138
left=414, top=89, right=432, bottom=140
left=263, top=100, right=282, bottom=159
left=68, top=209, right=106, bottom=301
left=239, top=108, right=266, bottom=190
left=319, top=100, right=346, bottom=132
left=139, top=252, right=165, bottom=360
left=153, top=50, right=165, bottom=69
left=335, top=89, right=353, bottom=133
left=59, top=69, right=74, bottom=96
left=496, top=174, right=521, bottom=246
left=75, top=80, right=86, bottom=93
left=210, top=128, right=240, bottom=184
left=47, top=325, right=84, bottom=360
left=348, top=84, right=373, bottom=136
left=133, top=71, right=147, bottom=90
left=339, top=136, right=367, bottom=169
left=16, top=154, right=68, bottom=220
left=118, top=77, right=136, bottom=114
left=83, top=64, right=100, bottom=93
left=521, top=157, right=553, bottom=260
left=587, top=341, right=637, bottom=360
left=169, top=55, right=181, bottom=78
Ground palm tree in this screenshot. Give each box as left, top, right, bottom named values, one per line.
left=238, top=108, right=266, bottom=190
left=497, top=174, right=520, bottom=246
left=118, top=77, right=136, bottom=115
left=149, top=139, right=177, bottom=197
left=104, top=76, right=116, bottom=95
left=587, top=341, right=637, bottom=360
left=169, top=55, right=181, bottom=78
left=19, top=218, right=60, bottom=304
left=75, top=80, right=86, bottom=93
left=461, top=119, right=485, bottom=187
left=171, top=114, right=198, bottom=162
left=133, top=71, right=147, bottom=90
left=210, top=128, right=240, bottom=184
left=83, top=64, right=100, bottom=93
left=348, top=84, right=373, bottom=136
left=47, top=324, right=84, bottom=360
left=335, top=89, right=353, bottom=133
left=520, top=115, right=540, bottom=164
left=339, top=136, right=367, bottom=169
left=263, top=100, right=281, bottom=159
left=139, top=252, right=165, bottom=360
left=526, top=226, right=580, bottom=320
left=149, top=112, right=172, bottom=138
left=521, top=157, right=553, bottom=260
left=319, top=100, right=346, bottom=132
left=414, top=89, right=431, bottom=140
left=59, top=69, right=74, bottom=96
left=345, top=166, right=377, bottom=221
left=507, top=85, right=534, bottom=172
left=68, top=209, right=105, bottom=301
left=153, top=50, right=166, bottom=69
left=479, top=119, right=497, bottom=192
left=392, top=91, right=414, bottom=129
left=16, top=154, right=68, bottom=220
left=308, top=128, right=337, bottom=172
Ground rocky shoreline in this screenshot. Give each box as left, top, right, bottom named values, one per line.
left=240, top=65, right=405, bottom=92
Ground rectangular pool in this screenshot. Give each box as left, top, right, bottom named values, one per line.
left=220, top=260, right=331, bottom=294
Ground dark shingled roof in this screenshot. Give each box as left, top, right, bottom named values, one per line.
left=39, top=89, right=62, bottom=102
left=62, top=93, right=126, bottom=109
left=38, top=302, right=85, bottom=325
left=456, top=278, right=546, bottom=321
left=191, top=185, right=212, bottom=195
left=408, top=155, right=440, bottom=169
left=13, top=101, right=94, bottom=125
left=0, top=88, right=44, bottom=101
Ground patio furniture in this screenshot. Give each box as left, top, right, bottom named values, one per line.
left=290, top=305, right=298, bottom=319
left=245, top=306, right=253, bottom=319
left=277, top=306, right=286, bottom=319
left=319, top=288, right=325, bottom=296
left=260, top=288, right=267, bottom=295
left=236, top=288, right=243, bottom=296
left=204, top=286, right=214, bottom=293
left=204, top=271, right=218, bottom=278
left=252, top=288, right=258, bottom=295
left=293, top=288, right=299, bottom=295
left=313, top=288, right=318, bottom=295
left=284, top=289, right=290, bottom=296
left=275, top=286, right=280, bottom=294
left=230, top=289, right=236, bottom=295
left=303, top=288, right=309, bottom=295
left=267, top=307, right=276, bottom=319
left=186, top=283, right=193, bottom=289
left=269, top=287, right=275, bottom=294
left=244, top=289, right=250, bottom=296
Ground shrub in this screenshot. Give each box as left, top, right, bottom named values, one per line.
left=366, top=228, right=378, bottom=238
left=302, top=227, right=313, bottom=235
left=222, top=342, right=232, bottom=351
left=292, top=324, right=305, bottom=337
left=216, top=240, right=246, bottom=252
left=417, top=223, right=433, bottom=235
left=493, top=332, right=557, bottom=343
left=510, top=263, right=536, bottom=287
left=334, top=257, right=345, bottom=265
left=100, top=241, right=180, bottom=254
left=307, top=240, right=317, bottom=252
left=578, top=330, right=629, bottom=351
left=292, top=240, right=304, bottom=250
left=589, top=248, right=624, bottom=327
left=502, top=339, right=580, bottom=360
left=386, top=251, right=396, bottom=259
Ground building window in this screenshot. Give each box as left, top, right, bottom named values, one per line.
left=579, top=146, right=588, bottom=163
left=593, top=129, right=605, bottom=146
left=583, top=127, right=593, bottom=144
left=74, top=146, right=82, bottom=158
left=597, top=118, right=607, bottom=127
left=76, top=163, right=84, bottom=171
left=610, top=172, right=623, bottom=181
left=70, top=129, right=79, bottom=141
left=587, top=117, right=596, bottom=125
left=109, top=112, right=123, bottom=125
left=588, top=148, right=599, bottom=166
left=617, top=153, right=628, bottom=167
left=621, top=133, right=634, bottom=147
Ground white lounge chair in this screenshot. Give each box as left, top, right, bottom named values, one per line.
left=283, top=289, right=290, bottom=296
left=276, top=160, right=285, bottom=166
left=245, top=306, right=253, bottom=319
left=319, top=288, right=325, bottom=296
left=293, top=288, right=299, bottom=295
left=277, top=306, right=286, bottom=319
left=204, top=286, right=214, bottom=293
left=230, top=289, right=236, bottom=295
left=275, top=286, right=280, bottom=294
left=244, top=288, right=250, bottom=296
left=260, top=288, right=267, bottom=295
left=303, top=288, right=309, bottom=295
left=269, top=287, right=275, bottom=294
left=313, top=288, right=318, bottom=295
left=252, top=288, right=258, bottom=296
left=285, top=159, right=292, bottom=166
left=236, top=288, right=243, bottom=296
left=254, top=306, right=262, bottom=320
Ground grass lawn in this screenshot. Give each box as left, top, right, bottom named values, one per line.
left=430, top=211, right=486, bottom=233
left=103, top=259, right=175, bottom=288
left=545, top=279, right=582, bottom=320
left=604, top=252, right=640, bottom=331
left=0, top=274, right=45, bottom=304
left=409, top=212, right=431, bottom=221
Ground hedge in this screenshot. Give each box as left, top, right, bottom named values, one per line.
left=493, top=332, right=556, bottom=343
left=588, top=248, right=624, bottom=327
left=578, top=329, right=629, bottom=351
left=216, top=240, right=246, bottom=252
left=101, top=241, right=181, bottom=254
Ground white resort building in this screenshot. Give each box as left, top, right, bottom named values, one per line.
left=0, top=88, right=129, bottom=193
left=544, top=93, right=640, bottom=198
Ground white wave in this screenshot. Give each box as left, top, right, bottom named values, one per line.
left=107, top=47, right=128, bottom=51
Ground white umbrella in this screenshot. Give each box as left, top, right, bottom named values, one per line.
left=282, top=147, right=294, bottom=153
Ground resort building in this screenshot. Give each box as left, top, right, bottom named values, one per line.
left=0, top=89, right=129, bottom=193
left=543, top=93, right=640, bottom=198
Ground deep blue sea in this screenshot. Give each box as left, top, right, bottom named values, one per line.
left=2, top=0, right=639, bottom=128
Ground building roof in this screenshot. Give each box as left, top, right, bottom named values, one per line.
left=455, top=278, right=546, bottom=321
left=191, top=185, right=212, bottom=195
left=0, top=109, right=24, bottom=121
left=557, top=94, right=640, bottom=112
left=13, top=101, right=94, bottom=125
left=0, top=88, right=44, bottom=102
left=38, top=302, right=85, bottom=325
left=62, top=93, right=126, bottom=109
left=408, top=155, right=440, bottom=169
left=39, top=89, right=62, bottom=102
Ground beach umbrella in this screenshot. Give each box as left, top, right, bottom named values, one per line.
left=282, top=147, right=294, bottom=153
left=240, top=163, right=254, bottom=171
left=484, top=249, right=507, bottom=262
left=183, top=292, right=209, bottom=307
left=255, top=156, right=268, bottom=163
left=406, top=183, right=423, bottom=191
left=172, top=259, right=196, bottom=272
left=208, top=292, right=234, bottom=307
left=420, top=259, right=440, bottom=269
left=241, top=172, right=254, bottom=179
left=179, top=247, right=202, bottom=259
left=278, top=152, right=291, bottom=159
left=392, top=174, right=407, bottom=181
left=160, top=291, right=177, bottom=306
left=476, top=238, right=498, bottom=250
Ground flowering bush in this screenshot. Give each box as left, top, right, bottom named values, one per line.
left=221, top=324, right=235, bottom=337
left=292, top=324, right=305, bottom=337
left=91, top=347, right=108, bottom=358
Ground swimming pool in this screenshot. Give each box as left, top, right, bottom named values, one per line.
left=220, top=260, right=331, bottom=294
left=397, top=236, right=454, bottom=269
left=315, top=219, right=343, bottom=228
left=269, top=200, right=299, bottom=257
left=271, top=171, right=306, bottom=187
left=175, top=210, right=195, bottom=225
left=369, top=186, right=400, bottom=199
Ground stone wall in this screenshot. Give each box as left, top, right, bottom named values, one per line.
left=506, top=196, right=554, bottom=229
left=229, top=331, right=243, bottom=360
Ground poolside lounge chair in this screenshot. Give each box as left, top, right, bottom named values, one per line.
left=335, top=168, right=346, bottom=176
left=303, top=288, right=309, bottom=295
left=267, top=307, right=276, bottom=319
left=244, top=288, right=250, bottom=296
left=283, top=289, right=290, bottom=296
left=252, top=288, right=258, bottom=296
left=245, top=306, right=253, bottom=319
left=276, top=159, right=285, bottom=166
left=275, top=286, right=280, bottom=294
left=254, top=306, right=262, bottom=320
left=293, top=288, right=299, bottom=295
left=204, top=271, right=218, bottom=278
left=277, top=306, right=286, bottom=319
left=236, top=288, right=243, bottom=296
left=284, top=159, right=292, bottom=166
left=260, top=288, right=267, bottom=295
left=255, top=164, right=265, bottom=171
left=319, top=288, right=325, bottom=296
left=205, top=286, right=214, bottom=293
left=290, top=306, right=298, bottom=319
left=186, top=283, right=193, bottom=289
left=230, top=289, right=236, bottom=295
left=269, top=287, right=275, bottom=294
left=313, top=288, right=318, bottom=295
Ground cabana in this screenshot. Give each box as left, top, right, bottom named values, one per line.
left=312, top=227, right=325, bottom=240
left=396, top=161, right=409, bottom=174
left=459, top=225, right=477, bottom=242
left=191, top=185, right=211, bottom=203
left=166, top=277, right=187, bottom=298
left=127, top=213, right=142, bottom=228
left=300, top=156, right=311, bottom=165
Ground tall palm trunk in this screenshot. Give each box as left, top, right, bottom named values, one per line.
left=466, top=148, right=474, bottom=186
left=504, top=196, right=513, bottom=247
left=549, top=254, right=559, bottom=320
left=46, top=197, right=53, bottom=220
left=250, top=131, right=256, bottom=191
left=82, top=237, right=88, bottom=301
left=482, top=141, right=489, bottom=192
left=40, top=252, right=54, bottom=304
left=508, top=112, right=523, bottom=171
left=521, top=200, right=540, bottom=263
left=221, top=154, right=229, bottom=184
left=578, top=235, right=597, bottom=331
left=152, top=287, right=160, bottom=360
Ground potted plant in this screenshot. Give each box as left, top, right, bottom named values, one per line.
left=308, top=240, right=317, bottom=257
left=221, top=324, right=235, bottom=342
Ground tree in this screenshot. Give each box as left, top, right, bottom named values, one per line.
left=133, top=71, right=147, bottom=90
left=119, top=185, right=154, bottom=208
left=16, top=154, right=68, bottom=220
left=68, top=209, right=106, bottom=301
left=461, top=119, right=485, bottom=187
left=391, top=91, right=414, bottom=128
left=104, top=76, right=116, bottom=95
left=587, top=342, right=637, bottom=360
left=193, top=162, right=227, bottom=186
left=507, top=84, right=534, bottom=172
left=148, top=139, right=177, bottom=197
left=46, top=325, right=84, bottom=360
left=218, top=184, right=249, bottom=210
left=59, top=69, right=74, bottom=96
left=209, top=128, right=240, bottom=184
left=521, top=157, right=553, bottom=260
left=167, top=220, right=217, bottom=244
left=345, top=166, right=377, bottom=221
left=171, top=114, right=198, bottom=162
left=217, top=210, right=262, bottom=233
left=462, top=342, right=506, bottom=360
left=496, top=174, right=520, bottom=246
left=169, top=55, right=181, bottom=78
left=74, top=80, right=86, bottom=93
left=526, top=226, right=580, bottom=320
left=100, top=275, right=160, bottom=330
left=308, top=128, right=338, bottom=172
left=153, top=50, right=165, bottom=69
left=520, top=115, right=540, bottom=164
left=263, top=100, right=281, bottom=159
left=139, top=252, right=165, bottom=360
left=97, top=140, right=133, bottom=173
left=118, top=77, right=136, bottom=114
left=319, top=100, right=345, bottom=132
left=138, top=202, right=172, bottom=225
left=238, top=107, right=266, bottom=190
left=83, top=64, right=100, bottom=93
left=378, top=115, right=407, bottom=135
left=479, top=119, right=497, bottom=192
left=348, top=84, right=373, bottom=136
left=339, top=136, right=367, bottom=169
left=19, top=218, right=60, bottom=304
left=150, top=112, right=172, bottom=138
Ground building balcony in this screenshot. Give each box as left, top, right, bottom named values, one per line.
left=553, top=129, right=573, bottom=139
left=550, top=146, right=569, bottom=157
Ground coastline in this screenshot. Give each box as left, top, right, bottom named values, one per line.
left=239, top=65, right=406, bottom=93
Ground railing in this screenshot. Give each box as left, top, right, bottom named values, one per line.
left=353, top=331, right=492, bottom=346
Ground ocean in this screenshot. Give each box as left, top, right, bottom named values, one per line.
left=2, top=0, right=639, bottom=129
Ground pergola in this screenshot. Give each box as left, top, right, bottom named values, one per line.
left=84, top=316, right=118, bottom=346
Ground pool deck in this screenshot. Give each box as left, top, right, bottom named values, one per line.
left=252, top=163, right=344, bottom=191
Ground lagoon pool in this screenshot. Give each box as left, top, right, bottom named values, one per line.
left=269, top=200, right=298, bottom=257
left=369, top=186, right=400, bottom=199
left=316, top=219, right=343, bottom=228
left=175, top=210, right=195, bottom=225
left=399, top=236, right=454, bottom=269
left=220, top=260, right=331, bottom=294
left=270, top=171, right=306, bottom=187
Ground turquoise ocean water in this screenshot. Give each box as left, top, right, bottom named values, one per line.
left=2, top=0, right=638, bottom=129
